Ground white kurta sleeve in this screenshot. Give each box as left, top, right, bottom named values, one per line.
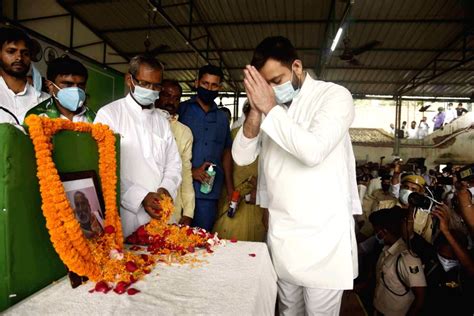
left=260, top=85, right=354, bottom=167
left=160, top=131, right=182, bottom=200
left=231, top=126, right=261, bottom=166
left=120, top=179, right=150, bottom=214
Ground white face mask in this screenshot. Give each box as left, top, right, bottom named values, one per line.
left=399, top=188, right=413, bottom=205
left=131, top=81, right=160, bottom=106
left=273, top=69, right=300, bottom=104
left=437, top=254, right=459, bottom=272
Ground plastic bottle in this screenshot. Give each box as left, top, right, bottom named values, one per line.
left=227, top=191, right=241, bottom=218
left=200, top=164, right=216, bottom=194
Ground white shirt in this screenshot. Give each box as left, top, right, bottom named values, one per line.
left=406, top=127, right=418, bottom=139
left=232, top=75, right=361, bottom=289
left=0, top=77, right=49, bottom=123
left=444, top=107, right=457, bottom=124
left=94, top=94, right=182, bottom=238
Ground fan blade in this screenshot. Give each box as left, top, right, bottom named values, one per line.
left=147, top=44, right=170, bottom=56
left=352, top=40, right=382, bottom=56
left=348, top=58, right=361, bottom=66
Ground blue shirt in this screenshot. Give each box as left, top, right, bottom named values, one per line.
left=178, top=96, right=232, bottom=200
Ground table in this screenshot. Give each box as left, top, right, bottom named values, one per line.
left=4, top=242, right=277, bottom=316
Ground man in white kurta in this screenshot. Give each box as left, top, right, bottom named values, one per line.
left=94, top=55, right=182, bottom=238
left=0, top=27, right=49, bottom=124
left=233, top=36, right=361, bottom=315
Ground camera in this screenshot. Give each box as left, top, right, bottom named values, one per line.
left=456, top=164, right=474, bottom=182
left=407, top=192, right=441, bottom=211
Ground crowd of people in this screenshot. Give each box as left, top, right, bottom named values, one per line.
left=1, top=25, right=473, bottom=315
left=355, top=160, right=474, bottom=315
left=389, top=102, right=470, bottom=140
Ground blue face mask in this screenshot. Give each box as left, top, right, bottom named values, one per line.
left=131, top=81, right=160, bottom=106
left=196, top=86, right=218, bottom=105
left=273, top=69, right=300, bottom=104
left=53, top=83, right=86, bottom=112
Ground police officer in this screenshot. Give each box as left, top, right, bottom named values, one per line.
left=370, top=207, right=426, bottom=316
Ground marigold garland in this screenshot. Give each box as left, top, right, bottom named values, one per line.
left=26, top=115, right=222, bottom=294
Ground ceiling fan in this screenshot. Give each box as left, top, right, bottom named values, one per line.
left=339, top=38, right=381, bottom=66
left=109, top=10, right=169, bottom=58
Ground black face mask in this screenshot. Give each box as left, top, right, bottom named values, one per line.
left=197, top=86, right=218, bottom=104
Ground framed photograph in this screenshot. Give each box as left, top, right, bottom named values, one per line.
left=60, top=170, right=105, bottom=239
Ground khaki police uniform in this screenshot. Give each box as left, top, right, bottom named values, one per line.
left=374, top=238, right=426, bottom=316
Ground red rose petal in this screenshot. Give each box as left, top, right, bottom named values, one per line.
left=104, top=225, right=115, bottom=234
left=94, top=281, right=110, bottom=293
left=125, top=261, right=138, bottom=272
left=113, top=281, right=130, bottom=294
left=230, top=237, right=238, bottom=243
left=127, top=288, right=140, bottom=295
left=187, top=245, right=195, bottom=253
left=248, top=253, right=256, bottom=257
left=88, top=289, right=95, bottom=293
left=144, top=269, right=151, bottom=274
left=141, top=254, right=149, bottom=262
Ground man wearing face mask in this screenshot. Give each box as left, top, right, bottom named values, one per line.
left=0, top=27, right=49, bottom=124
left=369, top=207, right=426, bottom=316
left=155, top=79, right=194, bottom=227
left=94, top=55, right=182, bottom=238
left=425, top=203, right=474, bottom=315
left=177, top=65, right=233, bottom=231
left=25, top=56, right=94, bottom=122
left=232, top=36, right=361, bottom=315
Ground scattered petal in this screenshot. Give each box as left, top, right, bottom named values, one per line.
left=104, top=225, right=115, bottom=234
left=230, top=237, right=238, bottom=243
left=248, top=253, right=256, bottom=257
left=125, top=261, right=138, bottom=272
left=127, top=288, right=140, bottom=295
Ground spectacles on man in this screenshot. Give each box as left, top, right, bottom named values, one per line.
left=130, top=74, right=162, bottom=91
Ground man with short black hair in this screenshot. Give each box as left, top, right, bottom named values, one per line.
left=0, top=27, right=48, bottom=124
left=232, top=36, right=360, bottom=315
left=178, top=64, right=234, bottom=231
left=456, top=102, right=468, bottom=117
left=25, top=56, right=94, bottom=122
left=94, top=55, right=182, bottom=238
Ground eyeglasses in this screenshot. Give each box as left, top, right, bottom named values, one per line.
left=130, top=74, right=162, bottom=91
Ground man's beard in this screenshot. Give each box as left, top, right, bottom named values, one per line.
left=0, top=61, right=30, bottom=78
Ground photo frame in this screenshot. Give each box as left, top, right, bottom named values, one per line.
left=59, top=170, right=106, bottom=288
left=59, top=170, right=106, bottom=239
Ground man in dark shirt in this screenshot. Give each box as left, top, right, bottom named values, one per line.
left=178, top=65, right=234, bottom=231
left=456, top=102, right=468, bottom=117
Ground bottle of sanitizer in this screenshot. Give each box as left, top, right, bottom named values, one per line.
left=200, top=164, right=216, bottom=194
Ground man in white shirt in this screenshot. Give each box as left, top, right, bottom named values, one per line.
left=0, top=27, right=49, bottom=124
left=232, top=36, right=361, bottom=315
left=406, top=121, right=419, bottom=139
left=94, top=55, right=182, bottom=238
left=25, top=56, right=95, bottom=122
left=444, top=102, right=457, bottom=125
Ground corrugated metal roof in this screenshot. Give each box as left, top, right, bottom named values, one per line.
left=11, top=0, right=474, bottom=97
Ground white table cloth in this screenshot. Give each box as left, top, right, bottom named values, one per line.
left=4, top=242, right=277, bottom=316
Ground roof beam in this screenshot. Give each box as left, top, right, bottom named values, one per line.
left=397, top=31, right=474, bottom=95
left=100, top=18, right=466, bottom=33
left=57, top=0, right=130, bottom=64
left=119, top=47, right=474, bottom=56
left=149, top=0, right=238, bottom=91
